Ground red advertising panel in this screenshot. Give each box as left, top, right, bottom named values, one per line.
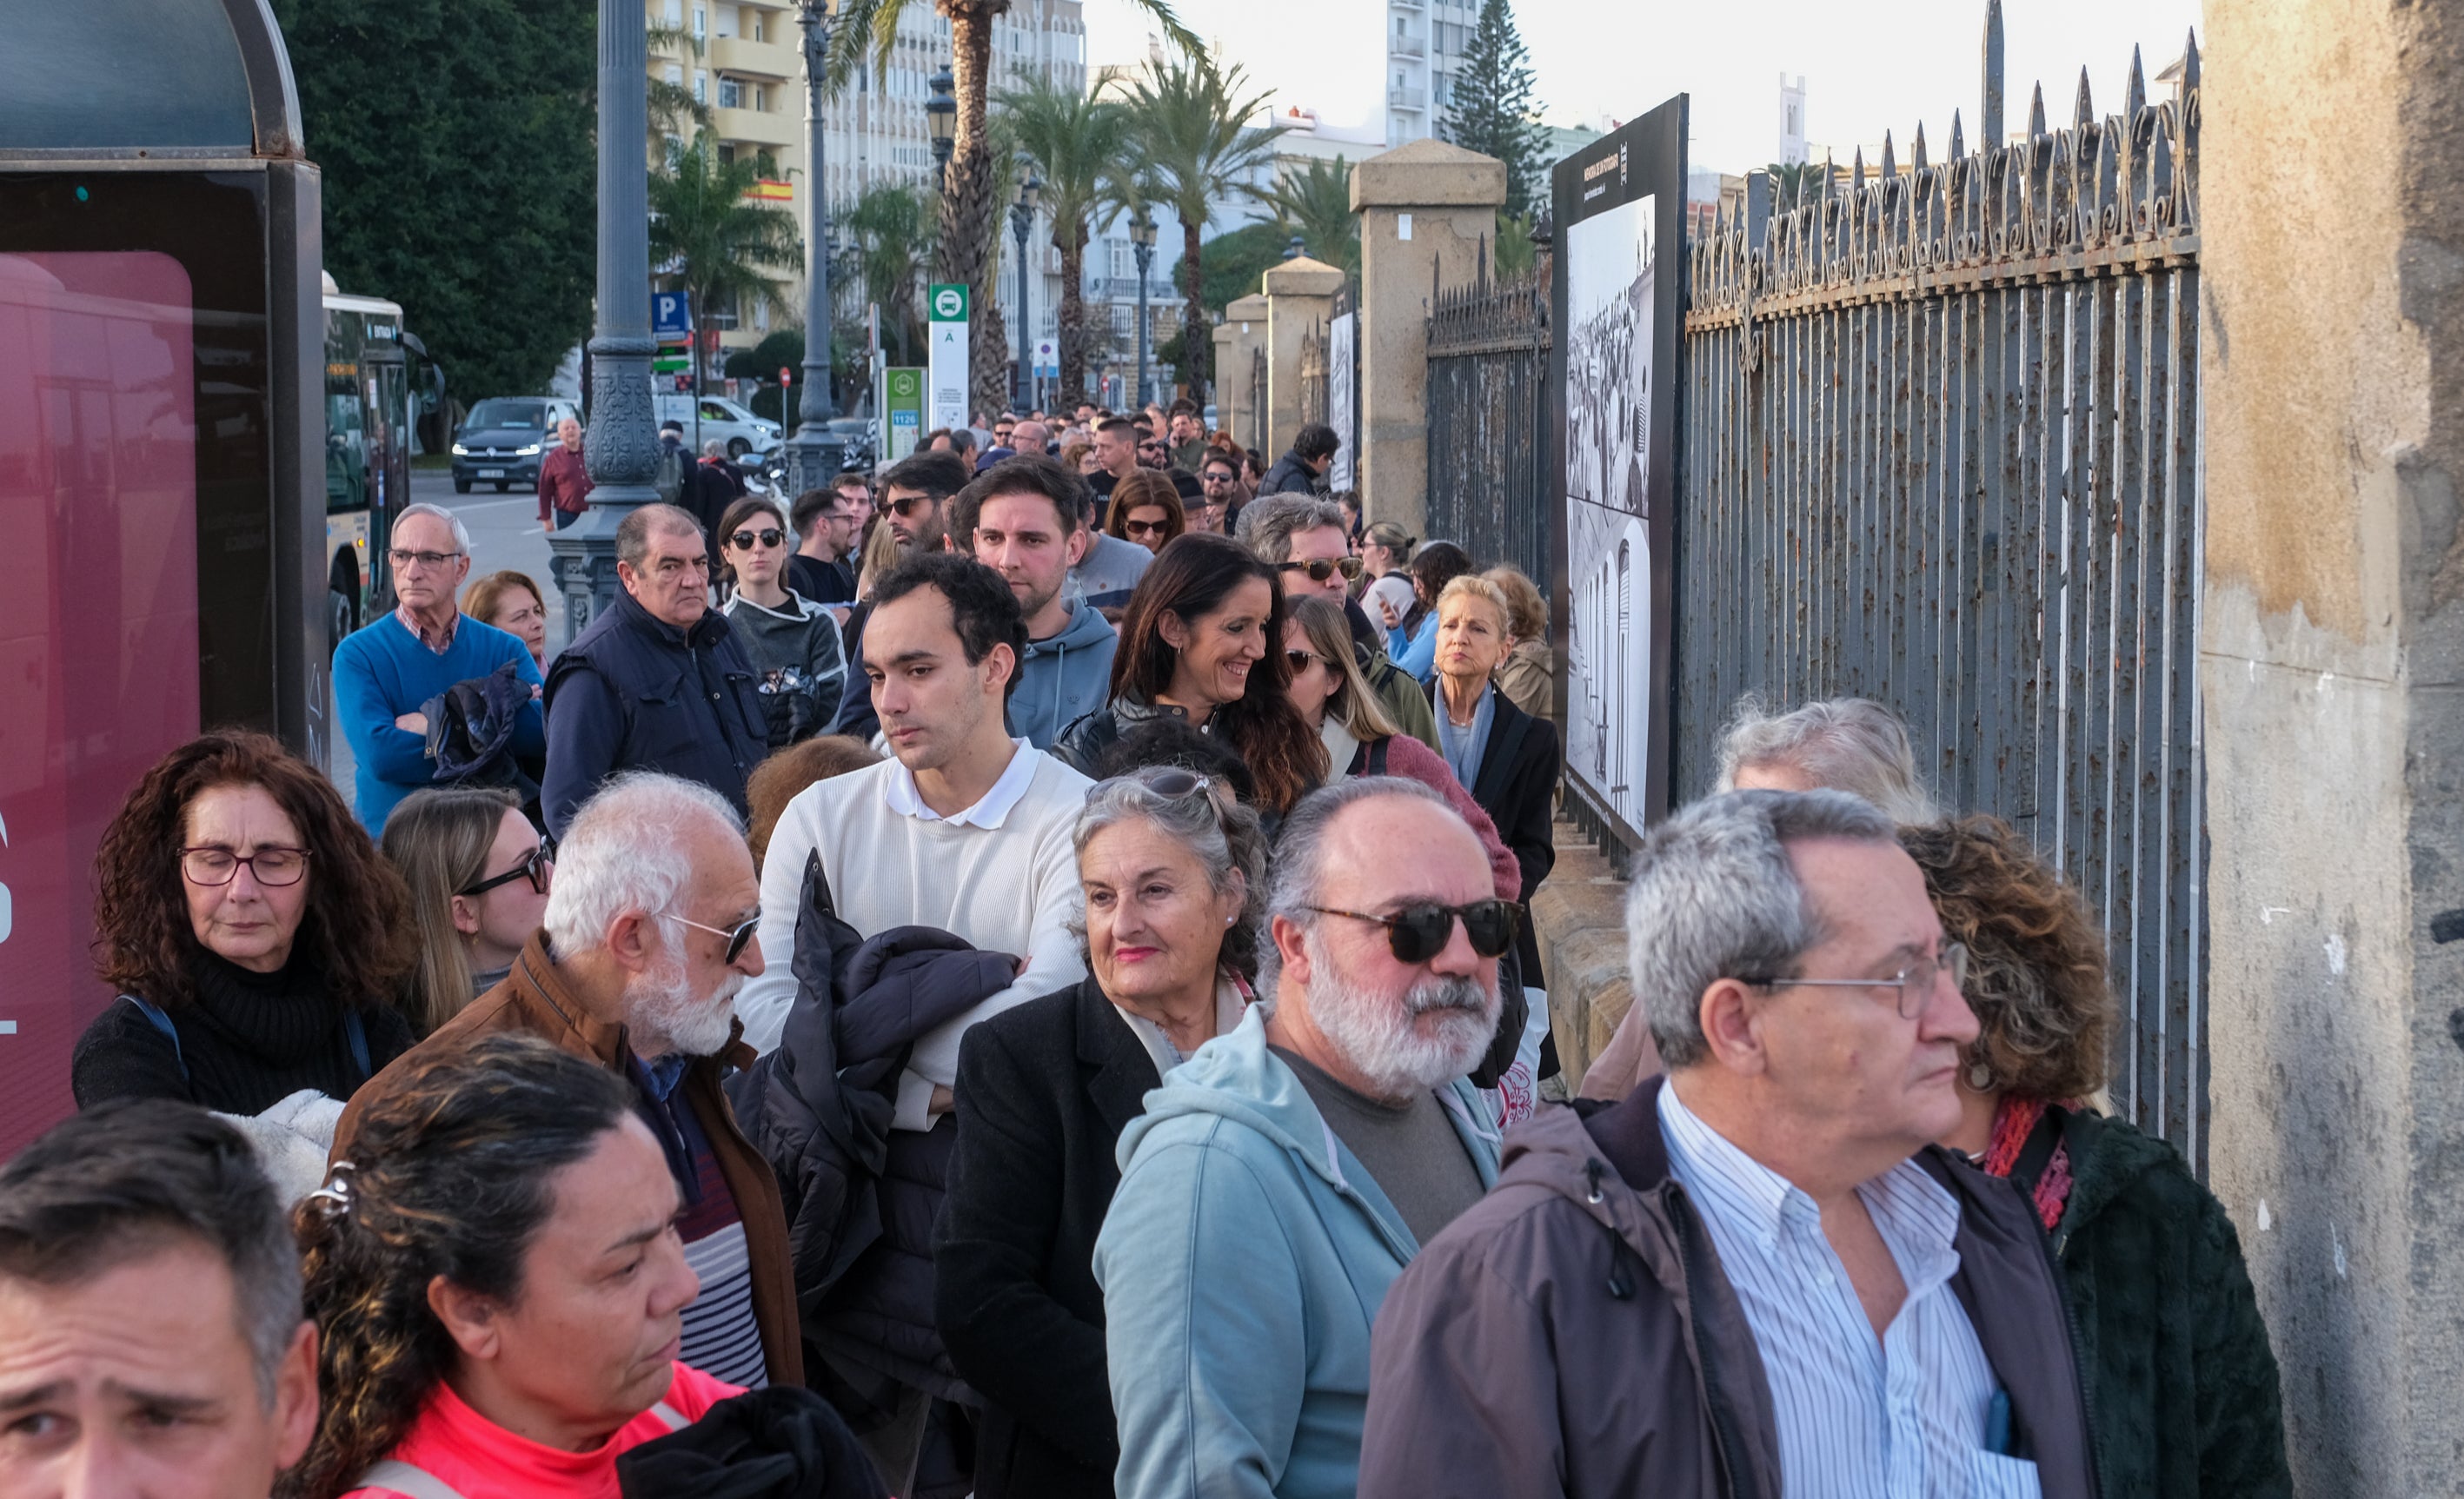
left=0, top=252, right=201, bottom=1152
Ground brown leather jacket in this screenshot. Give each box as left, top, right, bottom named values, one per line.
left=1359, top=1081, right=2101, bottom=1499
left=333, top=931, right=803, bottom=1389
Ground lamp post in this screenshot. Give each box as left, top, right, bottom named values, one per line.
left=1009, top=169, right=1039, bottom=411
left=1284, top=233, right=1305, bottom=260
left=549, top=0, right=661, bottom=634
left=1130, top=210, right=1155, bottom=409
left=926, top=67, right=955, bottom=191
left=782, top=0, right=844, bottom=496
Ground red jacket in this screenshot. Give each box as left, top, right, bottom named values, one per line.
left=539, top=442, right=593, bottom=520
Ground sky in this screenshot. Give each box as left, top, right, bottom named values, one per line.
left=1083, top=0, right=2204, bottom=176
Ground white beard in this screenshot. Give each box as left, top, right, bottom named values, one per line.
left=1302, top=926, right=1501, bottom=1098
left=624, top=950, right=742, bottom=1058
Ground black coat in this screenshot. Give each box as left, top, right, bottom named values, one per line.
left=934, top=977, right=1162, bottom=1499
left=1258, top=449, right=1322, bottom=495
left=1431, top=682, right=1560, bottom=986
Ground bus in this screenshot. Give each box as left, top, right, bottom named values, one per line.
left=322, top=275, right=422, bottom=651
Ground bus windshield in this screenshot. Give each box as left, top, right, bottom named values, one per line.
left=464, top=399, right=545, bottom=429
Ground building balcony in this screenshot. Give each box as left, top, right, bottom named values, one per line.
left=709, top=34, right=796, bottom=80
left=1388, top=83, right=1425, bottom=110
left=1390, top=0, right=1425, bottom=10
left=712, top=104, right=798, bottom=149
left=1390, top=33, right=1424, bottom=58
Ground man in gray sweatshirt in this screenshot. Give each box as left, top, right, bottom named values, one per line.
left=950, top=454, right=1120, bottom=748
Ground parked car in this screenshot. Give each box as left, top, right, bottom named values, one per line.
left=449, top=396, right=579, bottom=494
left=653, top=393, right=782, bottom=459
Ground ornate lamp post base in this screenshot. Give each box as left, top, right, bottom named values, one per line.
left=548, top=335, right=663, bottom=638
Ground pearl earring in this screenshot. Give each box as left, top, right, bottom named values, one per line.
left=1966, top=1062, right=1995, bottom=1091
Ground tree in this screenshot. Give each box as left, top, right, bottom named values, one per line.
left=1000, top=76, right=1132, bottom=402
left=648, top=23, right=710, bottom=151
left=1116, top=56, right=1289, bottom=404
left=1763, top=160, right=1822, bottom=213
left=840, top=181, right=938, bottom=367
left=827, top=0, right=1198, bottom=421
left=271, top=0, right=596, bottom=401
left=1439, top=0, right=1546, bottom=219
left=1197, top=221, right=1289, bottom=313
left=1259, top=155, right=1359, bottom=284
left=648, top=138, right=805, bottom=386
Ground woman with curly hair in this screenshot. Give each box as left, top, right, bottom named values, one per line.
left=284, top=1034, right=727, bottom=1498
left=1905, top=816, right=2291, bottom=1499
left=1050, top=533, right=1324, bottom=817
left=73, top=730, right=417, bottom=1116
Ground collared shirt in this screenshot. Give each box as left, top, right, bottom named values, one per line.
left=1111, top=973, right=1252, bottom=1081
left=883, top=735, right=1039, bottom=828
left=1657, top=1084, right=2041, bottom=1499
left=395, top=602, right=460, bottom=655
left=1434, top=680, right=1495, bottom=792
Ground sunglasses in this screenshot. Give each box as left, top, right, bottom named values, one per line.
left=1285, top=647, right=1319, bottom=673
left=1277, top=557, right=1365, bottom=584
left=891, top=494, right=935, bottom=517
left=461, top=839, right=555, bottom=898
left=1123, top=518, right=1171, bottom=538
left=667, top=910, right=760, bottom=965
left=728, top=527, right=786, bottom=550
left=1092, top=766, right=1226, bottom=824
left=1304, top=899, right=1523, bottom=964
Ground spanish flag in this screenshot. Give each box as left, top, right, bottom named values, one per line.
left=747, top=179, right=794, bottom=202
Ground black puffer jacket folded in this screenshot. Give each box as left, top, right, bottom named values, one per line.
left=617, top=1386, right=887, bottom=1499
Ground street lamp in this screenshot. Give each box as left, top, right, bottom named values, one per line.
left=926, top=67, right=955, bottom=191
left=1284, top=233, right=1306, bottom=260
left=1010, top=169, right=1040, bottom=411
left=1130, top=210, right=1156, bottom=408
left=783, top=0, right=844, bottom=496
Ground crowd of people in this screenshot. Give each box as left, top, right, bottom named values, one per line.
left=9, top=399, right=2290, bottom=1499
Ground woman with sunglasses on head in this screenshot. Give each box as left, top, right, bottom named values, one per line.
left=1050, top=533, right=1325, bottom=819
left=717, top=495, right=847, bottom=749
left=935, top=766, right=1271, bottom=1499
left=1103, top=468, right=1186, bottom=555
left=73, top=731, right=418, bottom=1117
left=382, top=788, right=554, bottom=1035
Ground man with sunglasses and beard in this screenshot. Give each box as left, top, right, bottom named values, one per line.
left=336, top=771, right=804, bottom=1393
left=1095, top=778, right=1507, bottom=1499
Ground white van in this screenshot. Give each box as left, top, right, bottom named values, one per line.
left=653, top=393, right=782, bottom=459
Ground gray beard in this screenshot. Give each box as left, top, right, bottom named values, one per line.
left=624, top=951, right=741, bottom=1058
left=1301, top=926, right=1501, bottom=1098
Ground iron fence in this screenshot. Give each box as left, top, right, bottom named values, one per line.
left=1425, top=251, right=1551, bottom=586
left=1678, top=45, right=2207, bottom=1162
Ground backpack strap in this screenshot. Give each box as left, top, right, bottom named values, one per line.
left=122, top=996, right=187, bottom=1086
left=1365, top=737, right=1391, bottom=777
left=344, top=1008, right=373, bottom=1083
left=351, top=1459, right=467, bottom=1499
left=649, top=1398, right=688, bottom=1431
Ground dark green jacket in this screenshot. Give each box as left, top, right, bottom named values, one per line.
left=2018, top=1106, right=2292, bottom=1499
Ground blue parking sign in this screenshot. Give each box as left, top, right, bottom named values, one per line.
left=652, top=292, right=692, bottom=338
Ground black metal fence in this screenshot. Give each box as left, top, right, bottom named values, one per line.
left=1425, top=257, right=1551, bottom=586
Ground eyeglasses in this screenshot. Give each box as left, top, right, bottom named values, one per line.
left=667, top=911, right=760, bottom=965
left=460, top=839, right=555, bottom=898
left=1285, top=648, right=1319, bottom=673
left=388, top=548, right=465, bottom=570
left=1123, top=518, right=1171, bottom=539
left=1304, top=900, right=1523, bottom=964
left=1277, top=557, right=1365, bottom=584
left=728, top=527, right=786, bottom=550
left=181, top=846, right=310, bottom=887
left=1736, top=941, right=1969, bottom=1020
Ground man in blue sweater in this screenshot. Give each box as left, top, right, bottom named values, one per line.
left=333, top=503, right=545, bottom=832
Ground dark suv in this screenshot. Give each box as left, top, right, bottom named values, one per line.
left=450, top=397, right=576, bottom=493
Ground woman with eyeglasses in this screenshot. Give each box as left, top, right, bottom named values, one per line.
left=1905, top=816, right=2291, bottom=1499
left=717, top=495, right=848, bottom=749
left=1103, top=469, right=1186, bottom=554
left=73, top=731, right=418, bottom=1117
left=1050, top=533, right=1325, bottom=818
left=935, top=767, right=1270, bottom=1499
left=381, top=788, right=553, bottom=1035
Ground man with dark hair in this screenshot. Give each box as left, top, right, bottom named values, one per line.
left=788, top=485, right=861, bottom=607
left=1239, top=495, right=1440, bottom=751
left=0, top=1100, right=318, bottom=1498
left=1260, top=421, right=1341, bottom=496
left=738, top=552, right=1093, bottom=1489
left=1088, top=416, right=1140, bottom=511
left=1194, top=448, right=1242, bottom=534
left=826, top=449, right=977, bottom=740
left=1166, top=402, right=1208, bottom=474
left=543, top=502, right=771, bottom=836
left=947, top=455, right=1118, bottom=747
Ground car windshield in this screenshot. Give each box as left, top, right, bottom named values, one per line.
left=466, top=400, right=544, bottom=430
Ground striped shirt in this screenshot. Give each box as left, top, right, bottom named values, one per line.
left=1658, top=1084, right=2041, bottom=1498
left=635, top=1056, right=769, bottom=1390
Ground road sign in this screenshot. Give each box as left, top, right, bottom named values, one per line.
left=1034, top=338, right=1058, bottom=379
left=652, top=291, right=691, bottom=338
left=926, top=283, right=969, bottom=430
left=928, top=283, right=968, bottom=323
left=780, top=367, right=793, bottom=387
left=882, top=367, right=926, bottom=462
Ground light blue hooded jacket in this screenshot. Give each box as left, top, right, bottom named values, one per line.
left=1093, top=1005, right=1502, bottom=1499
left=1007, top=599, right=1118, bottom=749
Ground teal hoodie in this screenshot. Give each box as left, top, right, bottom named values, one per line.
left=1008, top=599, right=1119, bottom=750
left=1093, top=1005, right=1501, bottom=1499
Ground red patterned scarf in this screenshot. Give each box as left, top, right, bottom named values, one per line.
left=1979, top=1094, right=2074, bottom=1233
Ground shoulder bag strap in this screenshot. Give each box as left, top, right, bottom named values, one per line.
left=344, top=1008, right=373, bottom=1083
left=1365, top=737, right=1390, bottom=777
left=351, top=1459, right=468, bottom=1499
left=122, top=996, right=188, bottom=1086
left=649, top=1398, right=689, bottom=1430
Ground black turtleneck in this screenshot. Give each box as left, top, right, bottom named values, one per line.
left=70, top=950, right=415, bottom=1117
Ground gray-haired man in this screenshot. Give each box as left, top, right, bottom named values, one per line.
left=334, top=500, right=545, bottom=832
left=1238, top=495, right=1438, bottom=751
left=0, top=1100, right=318, bottom=1499
left=1360, top=789, right=2099, bottom=1499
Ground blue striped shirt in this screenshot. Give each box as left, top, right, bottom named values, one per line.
left=1658, top=1084, right=2040, bottom=1498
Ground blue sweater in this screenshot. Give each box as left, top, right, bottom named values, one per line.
left=333, top=613, right=546, bottom=832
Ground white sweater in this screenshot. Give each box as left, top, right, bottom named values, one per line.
left=734, top=749, right=1093, bottom=1129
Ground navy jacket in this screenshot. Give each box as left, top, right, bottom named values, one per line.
left=542, top=588, right=771, bottom=835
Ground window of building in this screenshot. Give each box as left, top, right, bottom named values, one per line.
left=693, top=5, right=707, bottom=37
left=666, top=63, right=684, bottom=86
left=719, top=76, right=744, bottom=109
left=694, top=71, right=707, bottom=104
left=1111, top=303, right=1134, bottom=336
left=1109, top=242, right=1130, bottom=281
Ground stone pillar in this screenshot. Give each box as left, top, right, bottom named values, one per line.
left=1218, top=292, right=1268, bottom=453
left=2202, top=2, right=2464, bottom=1490
left=1262, top=257, right=1341, bottom=462
left=1351, top=138, right=1504, bottom=535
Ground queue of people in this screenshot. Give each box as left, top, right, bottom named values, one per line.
left=19, top=414, right=2290, bottom=1499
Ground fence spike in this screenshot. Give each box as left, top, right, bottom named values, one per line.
left=1982, top=0, right=2005, bottom=149
left=2029, top=81, right=2047, bottom=141
left=1912, top=121, right=1929, bottom=172
left=1880, top=129, right=1896, bottom=180
left=1822, top=149, right=1837, bottom=200
left=1949, top=109, right=1965, bottom=161
left=2182, top=28, right=2201, bottom=92
left=1477, top=231, right=1489, bottom=288
left=2074, top=66, right=2095, bottom=132
left=1852, top=144, right=1866, bottom=191
left=2127, top=43, right=2147, bottom=116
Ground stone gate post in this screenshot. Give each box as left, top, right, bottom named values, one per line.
left=1262, top=258, right=1343, bottom=465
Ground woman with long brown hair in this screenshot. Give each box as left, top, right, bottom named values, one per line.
left=1103, top=468, right=1186, bottom=554
left=1049, top=533, right=1323, bottom=816
left=73, top=730, right=416, bottom=1116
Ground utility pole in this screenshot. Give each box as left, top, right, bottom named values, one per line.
left=782, top=0, right=845, bottom=496
left=1131, top=210, right=1155, bottom=408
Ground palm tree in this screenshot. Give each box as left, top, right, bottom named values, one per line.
left=646, top=21, right=708, bottom=150
left=839, top=181, right=938, bottom=366
left=827, top=0, right=1198, bottom=421
left=648, top=137, right=805, bottom=386
left=1259, top=154, right=1358, bottom=283
left=1117, top=56, right=1289, bottom=404
left=999, top=76, right=1131, bottom=402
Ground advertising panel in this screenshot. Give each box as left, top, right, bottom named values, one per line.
left=1552, top=97, right=1685, bottom=843
left=927, top=282, right=970, bottom=431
